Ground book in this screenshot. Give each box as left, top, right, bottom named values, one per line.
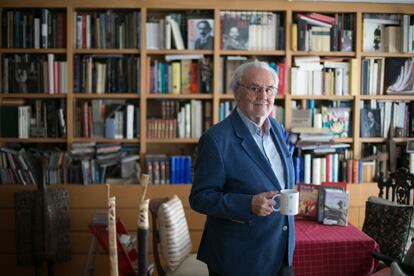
left=297, top=183, right=320, bottom=220
left=323, top=189, right=349, bottom=226
left=317, top=183, right=346, bottom=223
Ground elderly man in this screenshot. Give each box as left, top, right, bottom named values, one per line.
left=190, top=61, right=295, bottom=276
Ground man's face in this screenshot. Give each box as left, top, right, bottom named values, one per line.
left=198, top=22, right=210, bottom=37
left=229, top=27, right=239, bottom=39
left=235, top=67, right=276, bottom=124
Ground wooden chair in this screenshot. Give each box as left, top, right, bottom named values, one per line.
left=365, top=167, right=414, bottom=275
left=376, top=167, right=414, bottom=205
left=149, top=197, right=208, bottom=276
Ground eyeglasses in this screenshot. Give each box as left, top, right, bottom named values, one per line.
left=237, top=83, right=277, bottom=96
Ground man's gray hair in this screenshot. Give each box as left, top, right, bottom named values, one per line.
left=229, top=61, right=279, bottom=97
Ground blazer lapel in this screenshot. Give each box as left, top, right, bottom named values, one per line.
left=230, top=111, right=281, bottom=189
left=270, top=125, right=291, bottom=189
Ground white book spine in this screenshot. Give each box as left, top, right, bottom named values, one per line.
left=47, top=54, right=54, bottom=94
left=185, top=103, right=191, bottom=138
left=126, top=105, right=134, bottom=139
left=304, top=154, right=312, bottom=184
left=34, top=18, right=40, bottom=49
left=312, top=157, right=321, bottom=185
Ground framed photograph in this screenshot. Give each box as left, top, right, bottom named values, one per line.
left=406, top=140, right=414, bottom=153
left=187, top=19, right=214, bottom=50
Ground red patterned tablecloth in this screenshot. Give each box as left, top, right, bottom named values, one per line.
left=293, top=220, right=379, bottom=276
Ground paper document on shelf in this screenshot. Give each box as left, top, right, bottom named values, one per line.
left=387, top=60, right=414, bottom=94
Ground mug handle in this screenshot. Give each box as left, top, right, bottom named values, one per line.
left=271, top=194, right=280, bottom=212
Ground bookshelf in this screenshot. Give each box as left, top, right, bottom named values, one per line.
left=2, top=0, right=414, bottom=274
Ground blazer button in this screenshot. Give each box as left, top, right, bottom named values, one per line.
left=282, top=226, right=288, bottom=231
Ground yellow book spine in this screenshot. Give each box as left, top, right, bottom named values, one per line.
left=171, top=62, right=181, bottom=94
left=291, top=23, right=298, bottom=51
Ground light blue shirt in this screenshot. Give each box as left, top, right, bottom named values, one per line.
left=236, top=107, right=286, bottom=189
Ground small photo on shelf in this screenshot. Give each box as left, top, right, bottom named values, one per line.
left=360, top=109, right=381, bottom=138
left=187, top=19, right=214, bottom=50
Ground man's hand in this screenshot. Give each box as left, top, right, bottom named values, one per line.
left=251, top=191, right=277, bottom=216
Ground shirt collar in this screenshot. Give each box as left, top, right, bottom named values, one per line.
left=236, top=107, right=271, bottom=137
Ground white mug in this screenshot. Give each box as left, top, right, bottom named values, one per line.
left=272, top=189, right=299, bottom=216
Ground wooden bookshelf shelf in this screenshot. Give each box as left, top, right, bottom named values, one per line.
left=73, top=138, right=140, bottom=143
left=146, top=138, right=200, bottom=143
left=73, top=94, right=140, bottom=99
left=289, top=95, right=355, bottom=100
left=0, top=138, right=67, bottom=143
left=359, top=95, right=414, bottom=100
left=146, top=49, right=213, bottom=55
left=0, top=93, right=67, bottom=98
left=361, top=52, right=414, bottom=58
left=360, top=137, right=412, bottom=143
left=146, top=94, right=213, bottom=99
left=360, top=138, right=386, bottom=143
left=220, top=50, right=286, bottom=56
left=291, top=51, right=356, bottom=57
left=73, top=49, right=140, bottom=54
left=0, top=48, right=66, bottom=54
left=219, top=94, right=234, bottom=100
left=332, top=138, right=353, bottom=143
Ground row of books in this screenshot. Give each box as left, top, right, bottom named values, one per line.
left=74, top=10, right=140, bottom=49
left=361, top=57, right=414, bottom=95
left=73, top=55, right=140, bottom=93
left=220, top=11, right=285, bottom=51
left=0, top=147, right=38, bottom=185
left=145, top=154, right=192, bottom=184
left=2, top=54, right=67, bottom=94
left=76, top=101, right=139, bottom=139
left=147, top=100, right=211, bottom=139
left=294, top=154, right=376, bottom=185
left=147, top=56, right=212, bottom=94
left=0, top=143, right=140, bottom=185
left=297, top=182, right=349, bottom=227
left=360, top=101, right=414, bottom=138
left=0, top=100, right=66, bottom=138
left=146, top=13, right=190, bottom=50
left=71, top=143, right=140, bottom=185
left=2, top=9, right=66, bottom=48
left=291, top=56, right=356, bottom=96
left=219, top=101, right=236, bottom=122
left=362, top=14, right=414, bottom=53
left=293, top=12, right=355, bottom=52
left=219, top=56, right=286, bottom=95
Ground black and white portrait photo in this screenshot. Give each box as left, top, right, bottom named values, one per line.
left=187, top=19, right=214, bottom=50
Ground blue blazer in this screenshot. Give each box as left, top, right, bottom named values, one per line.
left=190, top=110, right=295, bottom=276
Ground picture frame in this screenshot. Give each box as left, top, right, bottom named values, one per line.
left=406, top=140, right=414, bottom=153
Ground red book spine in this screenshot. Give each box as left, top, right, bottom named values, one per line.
left=277, top=62, right=286, bottom=96
left=325, top=154, right=332, bottom=182
left=352, top=159, right=359, bottom=184
left=191, top=62, right=198, bottom=93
